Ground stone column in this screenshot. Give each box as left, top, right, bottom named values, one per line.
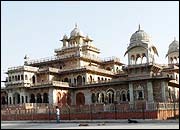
left=161, top=81, right=167, bottom=102
left=48, top=88, right=56, bottom=104
left=8, top=92, right=13, bottom=105
left=41, top=95, right=43, bottom=103
left=129, top=83, right=134, bottom=103
left=84, top=90, right=91, bottom=104
left=129, top=83, right=134, bottom=109
left=147, top=81, right=154, bottom=102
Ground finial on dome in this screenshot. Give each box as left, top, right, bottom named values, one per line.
left=138, top=24, right=141, bottom=31
left=75, top=23, right=78, bottom=28
left=24, top=54, right=28, bottom=59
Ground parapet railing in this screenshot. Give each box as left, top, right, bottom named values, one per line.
left=32, top=81, right=69, bottom=87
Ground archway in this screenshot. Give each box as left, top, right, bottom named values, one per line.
left=76, top=92, right=85, bottom=105
left=142, top=53, right=147, bottom=63
left=107, top=89, right=114, bottom=104
left=121, top=90, right=127, bottom=101
left=136, top=54, right=141, bottom=64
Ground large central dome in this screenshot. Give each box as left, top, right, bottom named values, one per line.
left=130, top=25, right=151, bottom=44
left=70, top=24, right=84, bottom=37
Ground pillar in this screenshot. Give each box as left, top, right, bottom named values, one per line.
left=129, top=83, right=134, bottom=109
left=147, top=81, right=154, bottom=102
left=129, top=83, right=134, bottom=102
left=49, top=88, right=56, bottom=104
left=84, top=90, right=91, bottom=105
left=161, top=81, right=168, bottom=102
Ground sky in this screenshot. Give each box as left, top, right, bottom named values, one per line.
left=1, top=1, right=179, bottom=87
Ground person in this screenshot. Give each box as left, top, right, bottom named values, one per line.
left=56, top=106, right=60, bottom=123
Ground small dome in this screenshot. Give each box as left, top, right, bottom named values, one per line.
left=167, top=38, right=179, bottom=56
left=70, top=24, right=84, bottom=37
left=63, top=34, right=68, bottom=39
left=130, top=25, right=151, bottom=44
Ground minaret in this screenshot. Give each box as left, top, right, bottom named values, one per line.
left=24, top=54, right=29, bottom=65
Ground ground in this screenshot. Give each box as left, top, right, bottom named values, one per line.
left=1, top=120, right=179, bottom=129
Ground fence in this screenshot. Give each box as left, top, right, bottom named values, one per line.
left=1, top=102, right=179, bottom=121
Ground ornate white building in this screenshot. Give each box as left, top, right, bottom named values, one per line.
left=1, top=24, right=179, bottom=108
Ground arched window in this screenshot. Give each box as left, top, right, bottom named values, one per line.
left=1, top=96, right=6, bottom=105
left=142, top=53, right=147, bottom=64
left=43, top=93, right=49, bottom=103
left=174, top=57, right=177, bottom=63
left=131, top=55, right=135, bottom=64
left=64, top=77, right=68, bottom=82
left=107, top=89, right=114, bottom=104
left=37, top=93, right=42, bottom=103
left=25, top=75, right=28, bottom=80
left=15, top=76, right=17, bottom=81
left=9, top=77, right=11, bottom=82
left=83, top=77, right=85, bottom=85
left=21, top=75, right=24, bottom=80
left=136, top=54, right=141, bottom=64
left=121, top=90, right=127, bottom=101
left=32, top=75, right=35, bottom=84
left=138, top=91, right=143, bottom=100
left=18, top=75, right=20, bottom=80
left=74, top=78, right=76, bottom=85
left=77, top=75, right=82, bottom=86
left=21, top=96, right=24, bottom=103
left=98, top=77, right=100, bottom=81
left=91, top=93, right=96, bottom=103
left=89, top=75, right=93, bottom=83
left=12, top=76, right=14, bottom=81
left=30, top=94, right=35, bottom=103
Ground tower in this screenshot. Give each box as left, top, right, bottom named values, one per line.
left=124, top=25, right=158, bottom=65
left=166, top=37, right=179, bottom=65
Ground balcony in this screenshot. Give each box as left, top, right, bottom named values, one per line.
left=32, top=81, right=69, bottom=88
left=7, top=66, right=38, bottom=72
left=38, top=67, right=60, bottom=73
left=5, top=80, right=24, bottom=86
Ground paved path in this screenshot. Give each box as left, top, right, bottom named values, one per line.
left=1, top=120, right=179, bottom=129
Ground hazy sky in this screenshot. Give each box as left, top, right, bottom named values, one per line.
left=1, top=1, right=179, bottom=87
